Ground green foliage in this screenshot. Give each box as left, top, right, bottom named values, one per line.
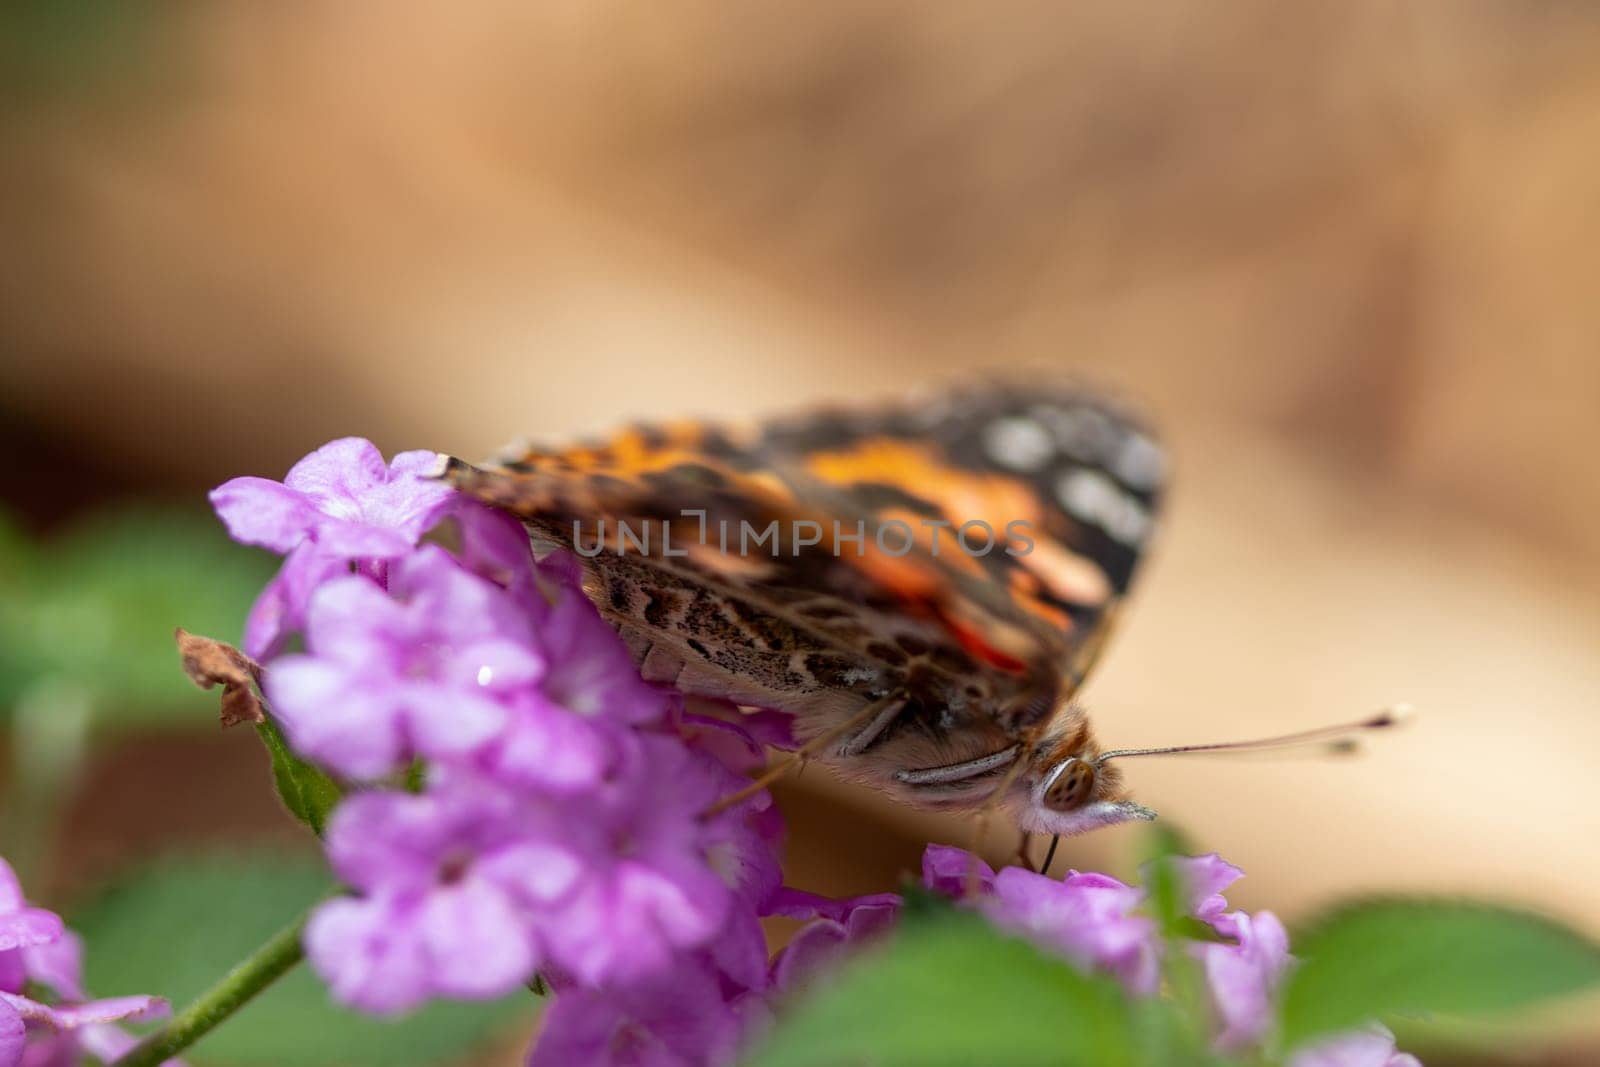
left=1279, top=898, right=1600, bottom=1052
left=72, top=850, right=534, bottom=1067
left=1139, top=823, right=1196, bottom=940
left=0, top=507, right=274, bottom=727
left=256, top=717, right=343, bottom=836
left=742, top=902, right=1202, bottom=1067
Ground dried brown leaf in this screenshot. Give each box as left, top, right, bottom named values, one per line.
left=174, top=627, right=265, bottom=727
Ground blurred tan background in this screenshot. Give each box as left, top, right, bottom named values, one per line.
left=3, top=2, right=1599, bottom=1062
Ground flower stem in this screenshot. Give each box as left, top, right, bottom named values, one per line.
left=110, top=906, right=311, bottom=1067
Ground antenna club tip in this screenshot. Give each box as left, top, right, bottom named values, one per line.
left=1368, top=703, right=1415, bottom=728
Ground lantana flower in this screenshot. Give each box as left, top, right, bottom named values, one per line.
left=0, top=859, right=172, bottom=1067
left=210, top=438, right=456, bottom=657
left=534, top=737, right=743, bottom=988
left=211, top=441, right=783, bottom=1034
left=766, top=889, right=901, bottom=994
left=306, top=781, right=583, bottom=1015
left=906, top=844, right=1421, bottom=1066
left=527, top=963, right=749, bottom=1067
left=210, top=438, right=454, bottom=562
left=1289, top=1026, right=1422, bottom=1067
left=266, top=546, right=542, bottom=778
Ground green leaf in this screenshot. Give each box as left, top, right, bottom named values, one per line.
left=1139, top=823, right=1195, bottom=940
left=0, top=508, right=275, bottom=727
left=1137, top=825, right=1218, bottom=1050
left=1281, top=898, right=1600, bottom=1051
left=256, top=717, right=343, bottom=836
left=72, top=850, right=534, bottom=1067
left=743, top=905, right=1149, bottom=1067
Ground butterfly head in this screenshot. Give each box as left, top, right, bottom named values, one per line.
left=1006, top=704, right=1412, bottom=835
left=1010, top=717, right=1158, bottom=837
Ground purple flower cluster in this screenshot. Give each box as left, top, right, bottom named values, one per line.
left=212, top=441, right=794, bottom=1059
left=1, top=858, right=173, bottom=1067
left=916, top=846, right=1418, bottom=1067
left=214, top=439, right=1418, bottom=1067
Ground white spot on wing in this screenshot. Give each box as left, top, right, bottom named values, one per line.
left=1112, top=432, right=1165, bottom=490
left=1033, top=404, right=1120, bottom=462
left=982, top=415, right=1055, bottom=471
left=1055, top=469, right=1152, bottom=547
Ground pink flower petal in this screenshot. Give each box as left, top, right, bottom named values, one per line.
left=242, top=543, right=350, bottom=658
left=529, top=964, right=742, bottom=1067
left=267, top=660, right=404, bottom=780
left=307, top=519, right=414, bottom=559
left=44, top=995, right=169, bottom=1028
left=417, top=881, right=534, bottom=1000
left=322, top=792, right=452, bottom=893
left=770, top=893, right=901, bottom=993
left=764, top=888, right=902, bottom=925
left=451, top=501, right=535, bottom=586
left=921, top=845, right=996, bottom=896
left=0, top=998, right=22, bottom=1067
left=0, top=909, right=62, bottom=954
left=282, top=438, right=390, bottom=512
left=361, top=450, right=456, bottom=540
left=402, top=684, right=507, bottom=759
left=485, top=699, right=612, bottom=793
left=987, top=867, right=1158, bottom=995
left=74, top=1022, right=187, bottom=1066
left=21, top=932, right=84, bottom=1001
left=1289, top=1026, right=1421, bottom=1067
left=1169, top=853, right=1245, bottom=924
left=209, top=477, right=322, bottom=553
left=476, top=842, right=584, bottom=906
left=1202, top=910, right=1291, bottom=1050
left=305, top=898, right=431, bottom=1016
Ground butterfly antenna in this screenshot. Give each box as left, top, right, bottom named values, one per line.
left=1095, top=705, right=1412, bottom=766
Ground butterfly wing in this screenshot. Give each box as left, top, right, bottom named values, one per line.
left=444, top=383, right=1165, bottom=802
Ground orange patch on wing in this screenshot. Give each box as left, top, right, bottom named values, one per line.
left=850, top=550, right=945, bottom=603
left=803, top=440, right=1041, bottom=534
left=933, top=603, right=1031, bottom=673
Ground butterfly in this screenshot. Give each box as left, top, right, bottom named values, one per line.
left=444, top=383, right=1395, bottom=839
left=439, top=382, right=1169, bottom=836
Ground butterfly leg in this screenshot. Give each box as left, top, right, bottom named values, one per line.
left=1039, top=834, right=1062, bottom=877
left=701, top=690, right=907, bottom=819
left=1013, top=831, right=1036, bottom=873
left=894, top=744, right=1034, bottom=893
left=893, top=745, right=1023, bottom=786
left=964, top=752, right=1031, bottom=896
left=833, top=693, right=912, bottom=757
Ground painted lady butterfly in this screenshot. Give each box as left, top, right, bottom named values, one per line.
left=445, top=383, right=1395, bottom=840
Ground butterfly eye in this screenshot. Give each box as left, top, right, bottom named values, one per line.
left=1041, top=758, right=1096, bottom=811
